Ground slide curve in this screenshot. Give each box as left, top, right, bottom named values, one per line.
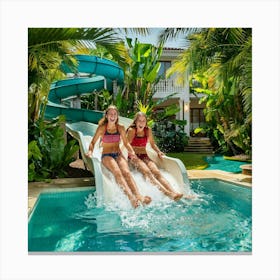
left=45, top=55, right=190, bottom=207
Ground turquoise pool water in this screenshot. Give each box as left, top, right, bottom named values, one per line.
left=28, top=179, right=252, bottom=253
left=204, top=155, right=247, bottom=173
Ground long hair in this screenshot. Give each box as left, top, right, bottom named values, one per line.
left=98, top=105, right=119, bottom=126
left=127, top=111, right=148, bottom=131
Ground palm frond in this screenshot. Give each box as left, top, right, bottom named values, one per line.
left=28, top=28, right=119, bottom=47
left=158, top=28, right=201, bottom=45
left=119, top=28, right=150, bottom=36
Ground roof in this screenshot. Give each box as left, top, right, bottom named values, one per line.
left=163, top=47, right=184, bottom=51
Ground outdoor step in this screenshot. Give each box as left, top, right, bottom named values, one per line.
left=188, top=138, right=211, bottom=141
left=188, top=140, right=211, bottom=143
left=184, top=150, right=214, bottom=154
left=185, top=148, right=213, bottom=152
left=188, top=140, right=212, bottom=143
left=184, top=146, right=213, bottom=150
left=185, top=145, right=213, bottom=149
left=187, top=143, right=213, bottom=147
left=185, top=137, right=214, bottom=153
left=189, top=137, right=211, bottom=140
left=188, top=140, right=212, bottom=144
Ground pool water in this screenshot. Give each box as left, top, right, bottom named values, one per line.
left=204, top=155, right=247, bottom=173
left=28, top=179, right=252, bottom=253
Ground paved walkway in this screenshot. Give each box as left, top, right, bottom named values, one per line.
left=187, top=169, right=252, bottom=186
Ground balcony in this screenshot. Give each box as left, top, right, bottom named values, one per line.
left=153, top=79, right=188, bottom=99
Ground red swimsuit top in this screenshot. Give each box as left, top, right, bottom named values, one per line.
left=130, top=127, right=148, bottom=147
left=102, top=124, right=120, bottom=143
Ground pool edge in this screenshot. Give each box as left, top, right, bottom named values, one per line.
left=28, top=177, right=95, bottom=217
left=28, top=170, right=252, bottom=216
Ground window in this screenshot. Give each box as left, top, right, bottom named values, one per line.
left=190, top=108, right=205, bottom=130
left=158, top=61, right=171, bottom=78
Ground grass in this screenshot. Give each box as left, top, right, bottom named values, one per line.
left=167, top=152, right=210, bottom=170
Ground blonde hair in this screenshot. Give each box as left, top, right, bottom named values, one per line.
left=98, top=105, right=119, bottom=126
left=127, top=111, right=148, bottom=131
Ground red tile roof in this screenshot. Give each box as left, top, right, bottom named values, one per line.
left=163, top=47, right=184, bottom=50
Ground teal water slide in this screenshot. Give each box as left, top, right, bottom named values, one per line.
left=45, top=55, right=124, bottom=122
left=46, top=55, right=190, bottom=207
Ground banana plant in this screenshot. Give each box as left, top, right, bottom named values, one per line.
left=123, top=38, right=163, bottom=107
left=28, top=115, right=80, bottom=181
left=166, top=28, right=252, bottom=156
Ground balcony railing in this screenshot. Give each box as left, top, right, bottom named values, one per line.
left=154, top=79, right=187, bottom=98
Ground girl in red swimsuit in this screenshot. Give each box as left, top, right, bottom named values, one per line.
left=127, top=112, right=184, bottom=201
left=85, top=105, right=151, bottom=208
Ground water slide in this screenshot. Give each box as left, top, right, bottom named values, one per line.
left=45, top=55, right=190, bottom=207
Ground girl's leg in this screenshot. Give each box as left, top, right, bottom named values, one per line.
left=102, top=156, right=139, bottom=208
left=117, top=156, right=151, bottom=205
left=130, top=157, right=179, bottom=200
left=145, top=159, right=183, bottom=201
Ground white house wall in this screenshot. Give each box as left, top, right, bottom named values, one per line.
left=154, top=48, right=191, bottom=136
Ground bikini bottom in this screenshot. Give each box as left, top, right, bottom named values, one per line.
left=137, top=153, right=151, bottom=161
left=101, top=152, right=120, bottom=160
left=128, top=153, right=151, bottom=161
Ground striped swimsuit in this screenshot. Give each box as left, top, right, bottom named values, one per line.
left=101, top=124, right=121, bottom=160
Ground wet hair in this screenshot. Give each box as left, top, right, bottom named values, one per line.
left=127, top=111, right=148, bottom=131
left=98, top=105, right=119, bottom=126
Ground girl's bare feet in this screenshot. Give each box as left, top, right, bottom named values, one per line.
left=162, top=189, right=183, bottom=201
left=183, top=194, right=196, bottom=200
left=137, top=195, right=152, bottom=205
left=131, top=197, right=140, bottom=208
left=143, top=195, right=152, bottom=204
left=171, top=193, right=184, bottom=201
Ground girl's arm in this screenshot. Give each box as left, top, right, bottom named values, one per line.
left=148, top=127, right=165, bottom=159
left=126, top=127, right=135, bottom=144
left=85, top=126, right=103, bottom=157
left=119, top=125, right=136, bottom=157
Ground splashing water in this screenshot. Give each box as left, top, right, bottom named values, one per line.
left=28, top=179, right=251, bottom=252
left=84, top=170, right=202, bottom=238
left=29, top=121, right=251, bottom=252
left=88, top=163, right=197, bottom=211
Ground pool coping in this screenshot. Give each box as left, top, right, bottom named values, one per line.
left=28, top=177, right=95, bottom=216
left=187, top=169, right=252, bottom=188
left=28, top=169, right=252, bottom=216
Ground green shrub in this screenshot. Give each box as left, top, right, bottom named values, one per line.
left=28, top=115, right=79, bottom=181
left=153, top=119, right=188, bottom=152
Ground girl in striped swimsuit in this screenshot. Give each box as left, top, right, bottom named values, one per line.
left=86, top=105, right=151, bottom=208
left=127, top=112, right=185, bottom=201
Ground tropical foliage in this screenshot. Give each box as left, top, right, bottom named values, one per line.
left=28, top=28, right=125, bottom=122
left=28, top=115, right=79, bottom=181
left=28, top=28, right=160, bottom=181
left=30, top=28, right=249, bottom=181
left=113, top=38, right=188, bottom=151
left=28, top=28, right=125, bottom=181
left=165, top=28, right=252, bottom=156
left=153, top=117, right=187, bottom=152
left=114, top=38, right=163, bottom=117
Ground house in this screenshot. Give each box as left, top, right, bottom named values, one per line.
left=153, top=47, right=206, bottom=136
left=61, top=51, right=206, bottom=137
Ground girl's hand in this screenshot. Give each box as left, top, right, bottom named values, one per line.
left=85, top=150, right=93, bottom=158
left=157, top=151, right=165, bottom=159
left=128, top=152, right=137, bottom=160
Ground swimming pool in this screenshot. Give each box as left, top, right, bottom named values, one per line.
left=28, top=179, right=252, bottom=253
left=204, top=155, right=247, bottom=173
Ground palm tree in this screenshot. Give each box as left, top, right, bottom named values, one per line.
left=28, top=28, right=130, bottom=181
left=28, top=28, right=127, bottom=122
left=28, top=27, right=152, bottom=122
left=161, top=28, right=252, bottom=155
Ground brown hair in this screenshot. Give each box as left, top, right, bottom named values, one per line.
left=98, top=105, right=119, bottom=126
